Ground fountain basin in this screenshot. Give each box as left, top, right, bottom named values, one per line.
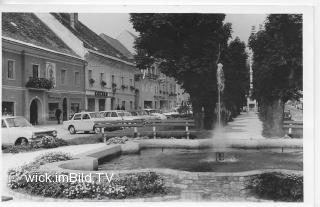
left=36, top=139, right=303, bottom=201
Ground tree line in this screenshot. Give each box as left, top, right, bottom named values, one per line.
left=130, top=13, right=249, bottom=129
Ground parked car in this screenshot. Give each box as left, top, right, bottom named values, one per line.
left=63, top=112, right=106, bottom=134
left=100, top=110, right=142, bottom=121
left=129, top=110, right=160, bottom=120
left=144, top=109, right=167, bottom=120
left=1, top=116, right=57, bottom=146
left=163, top=109, right=180, bottom=118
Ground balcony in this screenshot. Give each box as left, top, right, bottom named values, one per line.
left=25, top=77, right=53, bottom=90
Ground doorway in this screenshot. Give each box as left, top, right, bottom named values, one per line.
left=30, top=99, right=39, bottom=125
left=63, top=98, right=68, bottom=121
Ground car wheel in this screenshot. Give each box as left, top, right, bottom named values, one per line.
left=68, top=125, right=76, bottom=134
left=15, top=137, right=28, bottom=146
left=94, top=126, right=101, bottom=134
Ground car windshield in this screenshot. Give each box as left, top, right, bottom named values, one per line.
left=118, top=112, right=132, bottom=117
left=90, top=112, right=104, bottom=118
left=5, top=117, right=32, bottom=128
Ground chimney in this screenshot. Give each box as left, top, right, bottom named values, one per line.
left=70, top=13, right=78, bottom=29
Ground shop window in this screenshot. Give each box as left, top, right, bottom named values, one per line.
left=71, top=103, right=80, bottom=115
left=2, top=101, right=14, bottom=116
left=61, top=70, right=66, bottom=85
left=32, top=64, right=40, bottom=78
left=7, top=60, right=15, bottom=80
left=48, top=103, right=59, bottom=121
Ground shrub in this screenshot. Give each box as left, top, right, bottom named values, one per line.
left=2, top=136, right=68, bottom=153
left=247, top=172, right=303, bottom=202
left=8, top=152, right=167, bottom=200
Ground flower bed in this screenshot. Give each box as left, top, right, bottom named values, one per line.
left=8, top=152, right=167, bottom=200
left=104, top=136, right=129, bottom=145
left=2, top=136, right=68, bottom=153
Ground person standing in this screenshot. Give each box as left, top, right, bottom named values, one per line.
left=55, top=108, right=62, bottom=124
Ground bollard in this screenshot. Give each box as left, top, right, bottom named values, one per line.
left=153, top=125, right=156, bottom=139
left=186, top=122, right=189, bottom=139
left=288, top=123, right=293, bottom=137
left=133, top=127, right=138, bottom=138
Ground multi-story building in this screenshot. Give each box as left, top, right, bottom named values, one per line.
left=114, top=31, right=178, bottom=111
left=40, top=13, right=139, bottom=111
left=2, top=13, right=86, bottom=124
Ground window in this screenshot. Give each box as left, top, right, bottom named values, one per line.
left=32, top=64, right=40, bottom=78
left=111, top=75, right=115, bottom=83
left=70, top=103, right=80, bottom=114
left=82, top=114, right=90, bottom=120
left=61, top=70, right=66, bottom=85
left=130, top=101, right=133, bottom=110
left=130, top=79, right=133, bottom=86
left=121, top=77, right=124, bottom=85
left=100, top=73, right=104, bottom=81
left=2, top=101, right=14, bottom=116
left=73, top=114, right=81, bottom=120
left=74, top=71, right=80, bottom=86
left=7, top=60, right=15, bottom=79
left=111, top=112, right=117, bottom=117
left=48, top=103, right=59, bottom=121
left=88, top=70, right=92, bottom=79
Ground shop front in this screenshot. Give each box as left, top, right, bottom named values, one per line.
left=85, top=90, right=112, bottom=112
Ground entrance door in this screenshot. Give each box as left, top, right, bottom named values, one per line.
left=98, top=99, right=105, bottom=111
left=30, top=99, right=38, bottom=125
left=63, top=98, right=68, bottom=121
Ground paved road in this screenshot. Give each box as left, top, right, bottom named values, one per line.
left=34, top=124, right=96, bottom=140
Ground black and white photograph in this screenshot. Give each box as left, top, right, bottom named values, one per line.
left=0, top=1, right=318, bottom=206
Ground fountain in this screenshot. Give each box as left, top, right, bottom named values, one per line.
left=214, top=63, right=226, bottom=162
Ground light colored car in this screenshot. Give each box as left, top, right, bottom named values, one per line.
left=144, top=109, right=167, bottom=120
left=1, top=116, right=57, bottom=146
left=100, top=110, right=141, bottom=121
left=163, top=109, right=180, bottom=117
left=129, top=110, right=160, bottom=120
left=63, top=112, right=106, bottom=134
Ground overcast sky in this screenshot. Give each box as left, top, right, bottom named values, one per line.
left=79, top=13, right=267, bottom=45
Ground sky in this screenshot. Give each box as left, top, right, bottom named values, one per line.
left=79, top=13, right=267, bottom=45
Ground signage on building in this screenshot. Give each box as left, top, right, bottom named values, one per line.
left=95, top=91, right=108, bottom=97
left=48, top=94, right=62, bottom=100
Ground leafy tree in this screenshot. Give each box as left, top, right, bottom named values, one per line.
left=248, top=14, right=302, bottom=137
left=130, top=13, right=231, bottom=129
left=221, top=37, right=249, bottom=118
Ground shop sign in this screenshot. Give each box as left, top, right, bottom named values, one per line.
left=95, top=91, right=108, bottom=97
left=48, top=94, right=62, bottom=100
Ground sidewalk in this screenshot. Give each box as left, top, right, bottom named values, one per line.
left=224, top=111, right=265, bottom=140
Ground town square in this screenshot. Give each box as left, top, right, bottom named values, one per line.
left=0, top=6, right=313, bottom=204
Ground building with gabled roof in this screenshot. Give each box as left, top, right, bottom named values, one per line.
left=2, top=13, right=86, bottom=124
left=46, top=13, right=139, bottom=111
